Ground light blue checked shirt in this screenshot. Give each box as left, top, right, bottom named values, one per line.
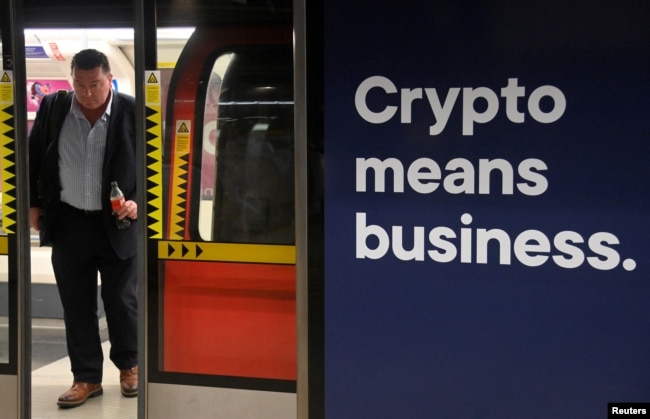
left=58, top=92, right=113, bottom=211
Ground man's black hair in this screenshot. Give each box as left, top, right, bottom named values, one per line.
left=70, top=49, right=111, bottom=74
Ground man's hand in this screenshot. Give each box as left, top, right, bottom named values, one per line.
left=116, top=200, right=137, bottom=220
left=29, top=207, right=43, bottom=231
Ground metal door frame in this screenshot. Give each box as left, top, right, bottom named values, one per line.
left=0, top=0, right=32, bottom=417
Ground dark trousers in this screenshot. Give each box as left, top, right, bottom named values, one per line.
left=51, top=203, right=137, bottom=383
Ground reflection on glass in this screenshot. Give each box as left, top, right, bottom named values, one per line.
left=204, top=46, right=294, bottom=245
left=198, top=54, right=233, bottom=240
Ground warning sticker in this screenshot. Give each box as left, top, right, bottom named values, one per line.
left=0, top=71, right=14, bottom=104
left=145, top=71, right=161, bottom=105
left=175, top=120, right=191, bottom=154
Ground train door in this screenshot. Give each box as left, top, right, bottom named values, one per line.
left=145, top=26, right=297, bottom=418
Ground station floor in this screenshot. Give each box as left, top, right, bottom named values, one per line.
left=31, top=318, right=136, bottom=418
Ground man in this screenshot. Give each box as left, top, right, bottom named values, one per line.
left=29, top=49, right=139, bottom=408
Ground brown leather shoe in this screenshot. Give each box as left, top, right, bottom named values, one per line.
left=57, top=382, right=103, bottom=408
left=120, top=366, right=138, bottom=397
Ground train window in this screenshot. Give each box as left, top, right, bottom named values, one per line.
left=208, top=46, right=295, bottom=245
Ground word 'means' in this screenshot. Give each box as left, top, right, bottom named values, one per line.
left=357, top=157, right=548, bottom=196
left=355, top=76, right=566, bottom=136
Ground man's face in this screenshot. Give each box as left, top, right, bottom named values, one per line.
left=72, top=66, right=112, bottom=109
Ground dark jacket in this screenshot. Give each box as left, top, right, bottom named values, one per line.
left=28, top=90, right=137, bottom=260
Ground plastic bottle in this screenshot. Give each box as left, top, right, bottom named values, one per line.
left=110, top=181, right=131, bottom=230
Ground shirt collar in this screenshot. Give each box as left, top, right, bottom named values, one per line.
left=70, top=90, right=113, bottom=120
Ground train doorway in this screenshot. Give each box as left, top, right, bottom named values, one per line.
left=0, top=26, right=150, bottom=418
left=22, top=28, right=149, bottom=418
left=3, top=23, right=196, bottom=418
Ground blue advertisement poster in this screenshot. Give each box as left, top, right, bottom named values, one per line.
left=323, top=2, right=650, bottom=417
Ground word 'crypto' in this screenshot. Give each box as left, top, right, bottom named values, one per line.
left=355, top=76, right=566, bottom=136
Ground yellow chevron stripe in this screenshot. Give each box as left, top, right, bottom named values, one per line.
left=168, top=119, right=191, bottom=239
left=145, top=71, right=163, bottom=239
left=146, top=104, right=163, bottom=238
left=0, top=71, right=16, bottom=233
